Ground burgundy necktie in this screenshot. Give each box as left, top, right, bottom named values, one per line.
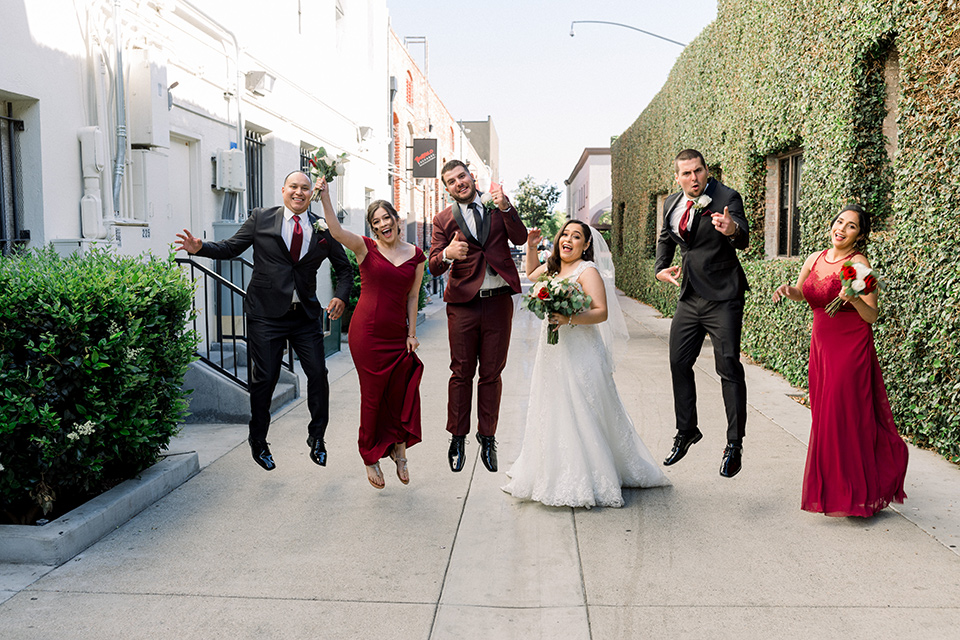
left=290, top=215, right=303, bottom=264
left=679, top=200, right=694, bottom=241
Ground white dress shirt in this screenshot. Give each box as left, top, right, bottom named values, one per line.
left=669, top=195, right=695, bottom=237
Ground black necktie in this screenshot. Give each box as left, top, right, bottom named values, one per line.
left=469, top=203, right=495, bottom=275
left=469, top=203, right=483, bottom=238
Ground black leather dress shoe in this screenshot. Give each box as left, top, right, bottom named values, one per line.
left=448, top=435, right=466, bottom=472
left=248, top=438, right=276, bottom=471
left=307, top=437, right=327, bottom=466
left=719, top=444, right=743, bottom=478
left=476, top=434, right=498, bottom=473
left=663, top=428, right=703, bottom=466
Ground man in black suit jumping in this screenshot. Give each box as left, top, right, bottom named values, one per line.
left=176, top=171, right=353, bottom=471
left=655, top=149, right=750, bottom=478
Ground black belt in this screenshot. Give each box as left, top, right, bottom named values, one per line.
left=289, top=302, right=304, bottom=311
left=478, top=286, right=514, bottom=298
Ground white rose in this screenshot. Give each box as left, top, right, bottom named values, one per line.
left=531, top=282, right=544, bottom=296
left=335, top=163, right=345, bottom=176
left=851, top=278, right=866, bottom=292
left=313, top=218, right=328, bottom=233
left=696, top=194, right=712, bottom=209
left=852, top=262, right=870, bottom=279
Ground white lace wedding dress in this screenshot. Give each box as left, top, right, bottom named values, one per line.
left=502, top=261, right=669, bottom=508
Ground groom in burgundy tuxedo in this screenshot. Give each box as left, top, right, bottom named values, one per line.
left=655, top=149, right=750, bottom=478
left=429, top=160, right=528, bottom=473
left=176, top=171, right=353, bottom=471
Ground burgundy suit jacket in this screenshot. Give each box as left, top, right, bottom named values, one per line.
left=429, top=199, right=528, bottom=304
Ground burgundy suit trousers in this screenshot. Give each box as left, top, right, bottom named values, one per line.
left=445, top=292, right=514, bottom=436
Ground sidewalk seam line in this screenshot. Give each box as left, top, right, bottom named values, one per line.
left=427, top=445, right=479, bottom=637
left=571, top=511, right=593, bottom=639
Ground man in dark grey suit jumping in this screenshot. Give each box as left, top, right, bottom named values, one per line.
left=176, top=171, right=353, bottom=471
left=655, top=149, right=750, bottom=478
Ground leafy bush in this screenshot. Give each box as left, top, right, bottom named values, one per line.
left=332, top=249, right=362, bottom=331
left=0, top=247, right=198, bottom=523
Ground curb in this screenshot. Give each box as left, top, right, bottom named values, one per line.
left=0, top=452, right=200, bottom=566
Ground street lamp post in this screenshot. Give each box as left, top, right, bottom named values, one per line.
left=569, top=20, right=687, bottom=47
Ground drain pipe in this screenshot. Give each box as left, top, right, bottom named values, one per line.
left=111, top=0, right=127, bottom=216
left=172, top=0, right=244, bottom=218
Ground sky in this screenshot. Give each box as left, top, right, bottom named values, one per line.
left=387, top=0, right=718, bottom=194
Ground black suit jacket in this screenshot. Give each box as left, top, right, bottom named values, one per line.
left=196, top=206, right=353, bottom=319
left=654, top=179, right=749, bottom=301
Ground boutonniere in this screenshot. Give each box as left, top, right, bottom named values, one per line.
left=693, top=194, right=712, bottom=214
left=480, top=192, right=498, bottom=210
left=312, top=218, right=328, bottom=233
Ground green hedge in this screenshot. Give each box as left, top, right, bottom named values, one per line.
left=612, top=0, right=960, bottom=462
left=0, top=248, right=198, bottom=523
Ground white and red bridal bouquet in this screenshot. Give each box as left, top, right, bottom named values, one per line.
left=824, top=260, right=878, bottom=317
left=521, top=274, right=592, bottom=345
left=307, top=147, right=347, bottom=201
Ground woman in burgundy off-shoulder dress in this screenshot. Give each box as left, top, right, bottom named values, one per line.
left=317, top=178, right=425, bottom=489
left=774, top=204, right=907, bottom=517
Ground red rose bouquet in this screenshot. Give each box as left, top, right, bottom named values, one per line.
left=825, top=260, right=878, bottom=317
left=521, top=274, right=592, bottom=345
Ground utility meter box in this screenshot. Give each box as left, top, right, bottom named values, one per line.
left=215, top=148, right=246, bottom=192
left=128, top=48, right=170, bottom=149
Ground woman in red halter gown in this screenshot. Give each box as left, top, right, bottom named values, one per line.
left=774, top=204, right=907, bottom=517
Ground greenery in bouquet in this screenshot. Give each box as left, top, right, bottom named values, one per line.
left=521, top=274, right=592, bottom=345
left=307, top=147, right=347, bottom=201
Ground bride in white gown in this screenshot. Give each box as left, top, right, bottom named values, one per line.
left=502, top=220, right=669, bottom=508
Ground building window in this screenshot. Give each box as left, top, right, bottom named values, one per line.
left=406, top=71, right=414, bottom=106
left=776, top=150, right=803, bottom=257
left=0, top=108, right=26, bottom=256
left=245, top=129, right=264, bottom=215
left=300, top=145, right=314, bottom=213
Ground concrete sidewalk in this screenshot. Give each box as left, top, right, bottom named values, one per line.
left=2, top=291, right=959, bottom=639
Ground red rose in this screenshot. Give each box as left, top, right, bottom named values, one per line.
left=863, top=274, right=878, bottom=294
left=537, top=288, right=550, bottom=300
left=841, top=265, right=857, bottom=281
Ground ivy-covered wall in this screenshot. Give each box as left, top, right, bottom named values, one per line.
left=612, top=0, right=960, bottom=461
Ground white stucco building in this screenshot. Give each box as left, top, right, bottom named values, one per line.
left=0, top=0, right=390, bottom=269
left=564, top=147, right=611, bottom=226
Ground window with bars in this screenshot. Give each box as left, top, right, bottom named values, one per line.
left=777, top=150, right=804, bottom=257
left=245, top=129, right=264, bottom=215
left=1, top=107, right=27, bottom=256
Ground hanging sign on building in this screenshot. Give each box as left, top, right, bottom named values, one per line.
left=412, top=138, right=438, bottom=178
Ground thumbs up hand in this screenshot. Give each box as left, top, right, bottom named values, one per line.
left=447, top=231, right=469, bottom=261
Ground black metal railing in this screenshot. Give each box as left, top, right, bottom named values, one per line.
left=178, top=256, right=334, bottom=390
